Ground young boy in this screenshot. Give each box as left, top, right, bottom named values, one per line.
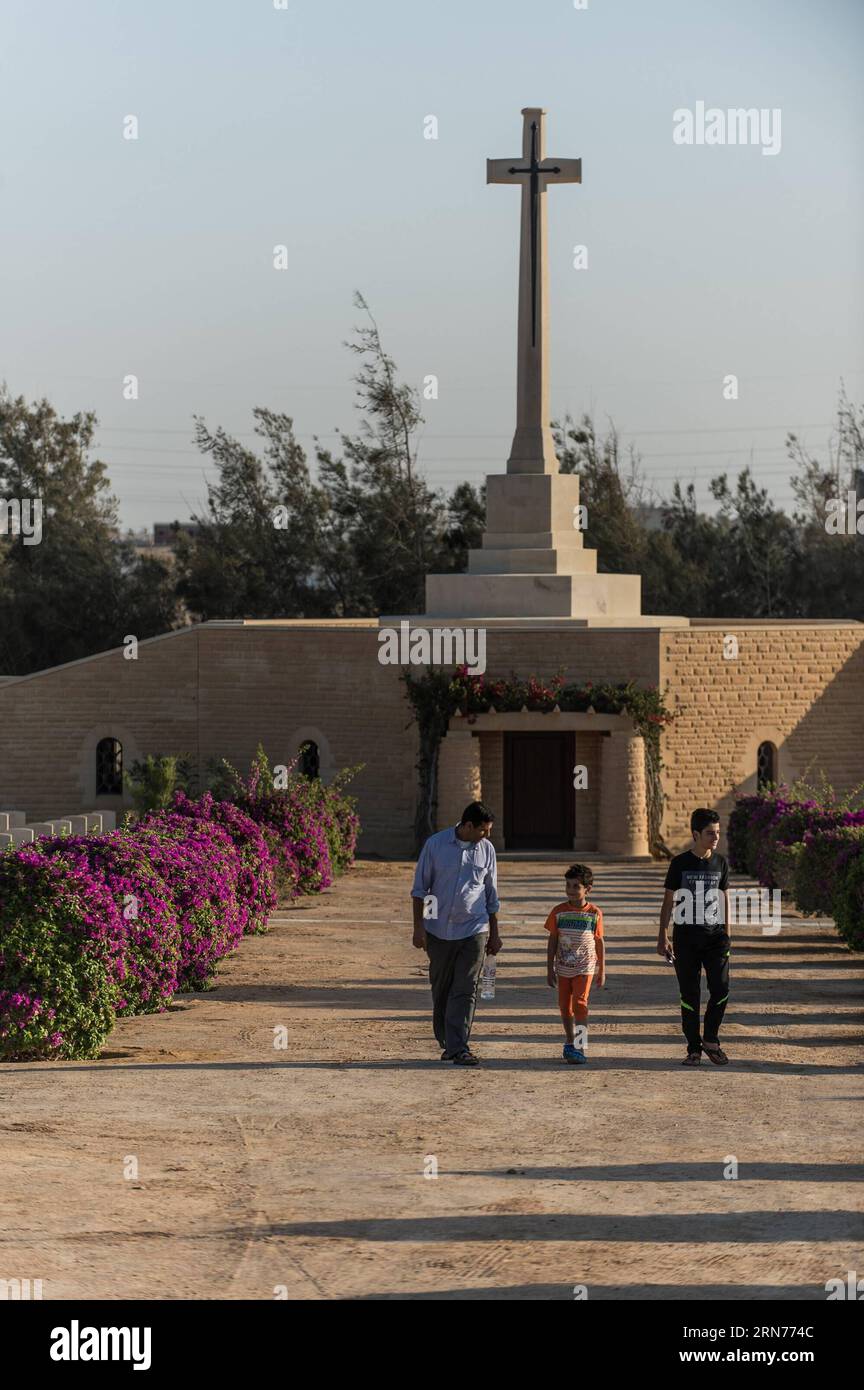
left=544, top=864, right=605, bottom=1064
left=657, top=808, right=731, bottom=1066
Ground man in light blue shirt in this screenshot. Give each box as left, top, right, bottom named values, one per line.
left=411, top=801, right=502, bottom=1066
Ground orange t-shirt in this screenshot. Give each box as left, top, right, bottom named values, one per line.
left=544, top=901, right=604, bottom=977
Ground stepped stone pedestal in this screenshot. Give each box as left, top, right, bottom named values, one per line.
left=426, top=471, right=644, bottom=621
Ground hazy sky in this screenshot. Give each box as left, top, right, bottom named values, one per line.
left=2, top=0, right=862, bottom=532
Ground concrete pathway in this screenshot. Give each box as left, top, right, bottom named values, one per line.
left=1, top=859, right=862, bottom=1300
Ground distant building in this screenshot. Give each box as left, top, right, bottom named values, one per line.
left=633, top=503, right=667, bottom=532
left=153, top=522, right=200, bottom=548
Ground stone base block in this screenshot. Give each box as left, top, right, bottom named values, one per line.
left=482, top=530, right=586, bottom=551
left=425, top=571, right=642, bottom=619
left=486, top=472, right=581, bottom=536
left=469, top=546, right=598, bottom=576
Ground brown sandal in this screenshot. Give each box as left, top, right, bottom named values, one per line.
left=703, top=1044, right=729, bottom=1065
left=682, top=1052, right=702, bottom=1066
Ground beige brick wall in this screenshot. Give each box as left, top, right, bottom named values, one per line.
left=659, top=624, right=864, bottom=854
left=0, top=630, right=199, bottom=823
left=476, top=627, right=660, bottom=687
left=195, top=625, right=417, bottom=856
left=3, top=619, right=860, bottom=862
left=0, top=624, right=420, bottom=859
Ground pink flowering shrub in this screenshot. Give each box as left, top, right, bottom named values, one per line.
left=36, top=831, right=181, bottom=1016
left=0, top=848, right=123, bottom=1060
left=0, top=762, right=359, bottom=1060
left=728, top=785, right=864, bottom=950
left=158, top=792, right=277, bottom=935
left=219, top=745, right=360, bottom=899
left=239, top=789, right=332, bottom=896
left=134, top=815, right=244, bottom=990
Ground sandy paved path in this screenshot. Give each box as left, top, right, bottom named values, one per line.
left=2, top=859, right=862, bottom=1300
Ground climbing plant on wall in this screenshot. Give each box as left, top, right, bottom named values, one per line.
left=402, top=666, right=674, bottom=858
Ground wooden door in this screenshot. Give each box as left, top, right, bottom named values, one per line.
left=503, top=732, right=575, bottom=850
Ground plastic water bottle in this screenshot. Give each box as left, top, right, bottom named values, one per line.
left=480, top=959, right=496, bottom=1000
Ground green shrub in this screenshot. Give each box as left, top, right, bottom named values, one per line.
left=124, top=754, right=193, bottom=816
left=831, top=849, right=864, bottom=951
left=792, top=827, right=864, bottom=917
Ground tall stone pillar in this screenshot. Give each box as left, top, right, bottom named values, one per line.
left=597, top=731, right=649, bottom=857
left=437, top=731, right=482, bottom=832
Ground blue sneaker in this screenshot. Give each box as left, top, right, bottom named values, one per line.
left=571, top=1048, right=587, bottom=1065
left=563, top=1043, right=579, bottom=1063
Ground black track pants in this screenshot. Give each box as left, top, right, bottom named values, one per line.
left=672, top=929, right=730, bottom=1053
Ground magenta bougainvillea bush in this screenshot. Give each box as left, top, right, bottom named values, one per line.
left=0, top=847, right=125, bottom=1060
left=162, top=792, right=278, bottom=936
left=217, top=744, right=360, bottom=894
left=35, top=831, right=182, bottom=1017
left=728, top=785, right=864, bottom=950
left=0, top=758, right=359, bottom=1061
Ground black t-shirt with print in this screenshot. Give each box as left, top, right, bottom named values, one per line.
left=664, top=850, right=729, bottom=934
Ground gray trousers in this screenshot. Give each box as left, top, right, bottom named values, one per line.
left=426, top=931, right=487, bottom=1055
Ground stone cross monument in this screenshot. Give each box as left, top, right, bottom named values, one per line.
left=487, top=107, right=582, bottom=476
left=425, top=107, right=650, bottom=623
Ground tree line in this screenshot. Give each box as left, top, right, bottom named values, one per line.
left=1, top=294, right=862, bottom=676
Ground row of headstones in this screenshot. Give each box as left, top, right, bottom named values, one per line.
left=0, top=810, right=117, bottom=848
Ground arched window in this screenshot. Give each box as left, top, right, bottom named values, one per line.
left=757, top=740, right=777, bottom=791
left=96, top=738, right=123, bottom=795
left=299, top=740, right=320, bottom=780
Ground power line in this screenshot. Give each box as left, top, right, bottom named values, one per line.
left=92, top=420, right=837, bottom=440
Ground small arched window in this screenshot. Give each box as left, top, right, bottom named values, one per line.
left=757, top=740, right=777, bottom=791
left=299, top=740, right=320, bottom=780
left=96, top=737, right=123, bottom=795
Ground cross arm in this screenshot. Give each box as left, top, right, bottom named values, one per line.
left=487, top=157, right=523, bottom=185
left=541, top=157, right=582, bottom=184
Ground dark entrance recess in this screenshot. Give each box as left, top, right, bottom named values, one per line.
left=503, top=731, right=575, bottom=850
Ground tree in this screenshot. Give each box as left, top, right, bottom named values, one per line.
left=555, top=395, right=864, bottom=620
left=554, top=413, right=649, bottom=576
left=783, top=387, right=864, bottom=619
left=177, top=293, right=484, bottom=619
left=0, top=388, right=178, bottom=675
left=312, top=292, right=476, bottom=614
left=173, top=410, right=326, bottom=620
left=707, top=469, right=799, bottom=617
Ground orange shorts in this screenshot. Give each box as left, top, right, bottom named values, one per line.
left=557, top=974, right=592, bottom=1022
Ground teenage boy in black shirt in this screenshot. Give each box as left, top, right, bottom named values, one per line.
left=657, top=808, right=731, bottom=1066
